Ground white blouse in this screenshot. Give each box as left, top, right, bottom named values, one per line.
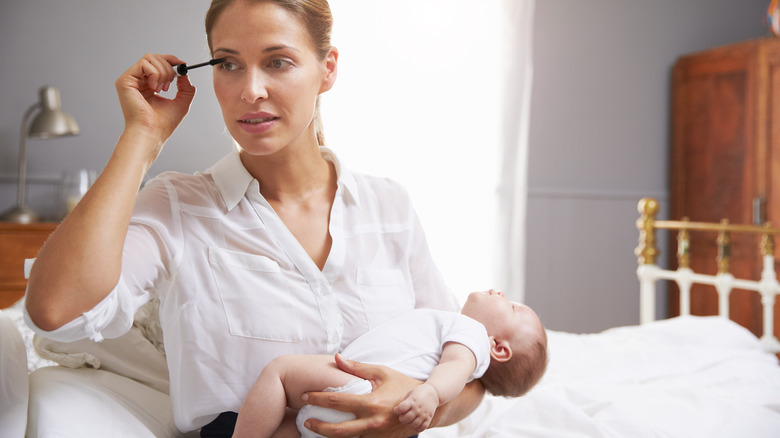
left=26, top=148, right=458, bottom=432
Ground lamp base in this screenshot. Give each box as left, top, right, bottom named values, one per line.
left=0, top=205, right=39, bottom=223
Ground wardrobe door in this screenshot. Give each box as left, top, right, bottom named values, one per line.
left=670, top=40, right=765, bottom=334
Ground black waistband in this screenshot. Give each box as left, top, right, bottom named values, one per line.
left=200, top=411, right=237, bottom=438
left=199, top=410, right=419, bottom=438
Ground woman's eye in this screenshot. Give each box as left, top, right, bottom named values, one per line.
left=218, top=62, right=239, bottom=72
left=270, top=59, right=293, bottom=69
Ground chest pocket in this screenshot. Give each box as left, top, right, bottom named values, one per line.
left=357, top=267, right=415, bottom=328
left=209, top=247, right=302, bottom=342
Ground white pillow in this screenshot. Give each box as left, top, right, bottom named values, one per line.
left=0, top=309, right=29, bottom=436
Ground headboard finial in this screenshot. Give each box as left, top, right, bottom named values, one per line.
left=638, top=197, right=659, bottom=217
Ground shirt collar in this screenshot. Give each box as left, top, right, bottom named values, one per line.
left=208, top=147, right=361, bottom=212
left=321, top=147, right=361, bottom=208
left=208, top=150, right=254, bottom=211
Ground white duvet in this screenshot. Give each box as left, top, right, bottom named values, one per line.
left=427, top=316, right=780, bottom=437
left=5, top=299, right=780, bottom=437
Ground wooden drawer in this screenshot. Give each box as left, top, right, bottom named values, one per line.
left=0, top=222, right=57, bottom=308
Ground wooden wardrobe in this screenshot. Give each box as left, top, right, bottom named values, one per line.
left=670, top=37, right=780, bottom=339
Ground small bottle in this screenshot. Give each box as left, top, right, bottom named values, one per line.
left=58, top=169, right=96, bottom=219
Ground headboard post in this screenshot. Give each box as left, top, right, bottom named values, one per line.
left=677, top=219, right=690, bottom=269
left=636, top=198, right=660, bottom=325
left=716, top=219, right=731, bottom=274
left=760, top=225, right=775, bottom=257
left=758, top=224, right=780, bottom=352
left=636, top=198, right=659, bottom=265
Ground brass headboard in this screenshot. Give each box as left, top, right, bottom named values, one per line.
left=635, top=198, right=780, bottom=353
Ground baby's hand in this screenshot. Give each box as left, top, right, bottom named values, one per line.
left=393, top=382, right=440, bottom=432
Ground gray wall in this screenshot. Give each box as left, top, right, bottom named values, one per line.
left=0, top=1, right=229, bottom=220
left=0, top=1, right=773, bottom=333
left=526, top=0, right=771, bottom=332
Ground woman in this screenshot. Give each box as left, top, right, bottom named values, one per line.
left=25, top=0, right=483, bottom=436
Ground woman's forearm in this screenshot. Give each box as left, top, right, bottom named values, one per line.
left=430, top=379, right=484, bottom=428
left=25, top=53, right=194, bottom=331
left=25, top=129, right=157, bottom=331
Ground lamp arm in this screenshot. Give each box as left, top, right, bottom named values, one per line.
left=16, top=102, right=41, bottom=208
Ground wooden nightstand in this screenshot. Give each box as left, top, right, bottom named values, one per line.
left=0, top=222, right=57, bottom=308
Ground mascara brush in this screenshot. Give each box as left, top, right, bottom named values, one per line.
left=173, top=58, right=226, bottom=76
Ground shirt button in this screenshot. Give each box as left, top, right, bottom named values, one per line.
left=318, top=286, right=330, bottom=296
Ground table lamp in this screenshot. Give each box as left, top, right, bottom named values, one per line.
left=0, top=86, right=80, bottom=223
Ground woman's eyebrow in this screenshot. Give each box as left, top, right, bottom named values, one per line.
left=213, top=46, right=300, bottom=56
left=213, top=48, right=240, bottom=55
left=263, top=45, right=300, bottom=54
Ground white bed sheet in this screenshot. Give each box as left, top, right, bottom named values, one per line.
left=426, top=316, right=780, bottom=437
left=7, top=298, right=780, bottom=437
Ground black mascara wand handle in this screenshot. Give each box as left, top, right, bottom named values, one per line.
left=174, top=58, right=226, bottom=76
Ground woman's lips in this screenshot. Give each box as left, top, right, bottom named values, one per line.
left=238, top=112, right=279, bottom=134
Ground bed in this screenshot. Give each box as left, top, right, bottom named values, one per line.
left=2, top=197, right=780, bottom=437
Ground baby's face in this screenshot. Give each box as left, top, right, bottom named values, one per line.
left=461, top=289, right=543, bottom=346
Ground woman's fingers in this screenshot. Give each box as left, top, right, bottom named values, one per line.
left=301, top=388, right=408, bottom=437
left=114, top=53, right=195, bottom=148
left=302, top=355, right=422, bottom=438
left=173, top=74, right=196, bottom=102
left=304, top=416, right=412, bottom=438
left=303, top=417, right=372, bottom=438
left=146, top=56, right=169, bottom=92
left=302, top=389, right=367, bottom=414
left=122, top=53, right=183, bottom=94
left=333, top=353, right=387, bottom=386
left=148, top=54, right=182, bottom=92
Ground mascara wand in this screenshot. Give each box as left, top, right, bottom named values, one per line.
left=174, top=58, right=226, bottom=76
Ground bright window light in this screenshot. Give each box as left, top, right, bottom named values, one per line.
left=323, top=1, right=506, bottom=304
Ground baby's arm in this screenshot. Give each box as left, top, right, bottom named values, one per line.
left=393, top=342, right=477, bottom=432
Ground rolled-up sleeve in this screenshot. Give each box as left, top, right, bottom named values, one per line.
left=24, top=176, right=179, bottom=343
left=24, top=276, right=151, bottom=343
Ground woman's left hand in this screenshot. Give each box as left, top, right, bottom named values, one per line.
left=301, top=354, right=422, bottom=438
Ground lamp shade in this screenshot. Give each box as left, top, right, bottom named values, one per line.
left=28, top=86, right=80, bottom=138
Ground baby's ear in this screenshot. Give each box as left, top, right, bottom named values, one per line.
left=489, top=336, right=513, bottom=362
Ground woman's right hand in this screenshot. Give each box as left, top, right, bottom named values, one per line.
left=114, top=53, right=196, bottom=158
left=26, top=54, right=196, bottom=331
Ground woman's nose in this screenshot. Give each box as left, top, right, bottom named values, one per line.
left=241, top=70, right=269, bottom=103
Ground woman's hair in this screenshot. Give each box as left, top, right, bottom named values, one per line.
left=205, top=0, right=333, bottom=145
left=479, top=331, right=548, bottom=398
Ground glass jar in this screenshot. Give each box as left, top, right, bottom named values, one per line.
left=58, top=169, right=96, bottom=219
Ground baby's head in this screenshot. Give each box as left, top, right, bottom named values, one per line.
left=461, top=289, right=548, bottom=397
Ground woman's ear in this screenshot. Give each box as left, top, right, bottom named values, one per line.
left=319, top=46, right=339, bottom=94
left=489, top=336, right=513, bottom=363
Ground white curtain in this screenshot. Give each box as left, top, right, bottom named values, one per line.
left=322, top=0, right=535, bottom=304
left=497, top=1, right=535, bottom=303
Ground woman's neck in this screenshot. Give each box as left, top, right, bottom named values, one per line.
left=239, top=142, right=334, bottom=203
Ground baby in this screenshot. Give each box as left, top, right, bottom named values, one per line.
left=233, top=290, right=548, bottom=438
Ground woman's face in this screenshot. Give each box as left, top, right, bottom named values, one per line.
left=210, top=0, right=336, bottom=156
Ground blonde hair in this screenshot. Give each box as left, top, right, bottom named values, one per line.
left=205, top=0, right=333, bottom=146
left=479, top=330, right=548, bottom=398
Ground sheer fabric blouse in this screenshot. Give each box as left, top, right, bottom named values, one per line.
left=26, top=148, right=458, bottom=431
